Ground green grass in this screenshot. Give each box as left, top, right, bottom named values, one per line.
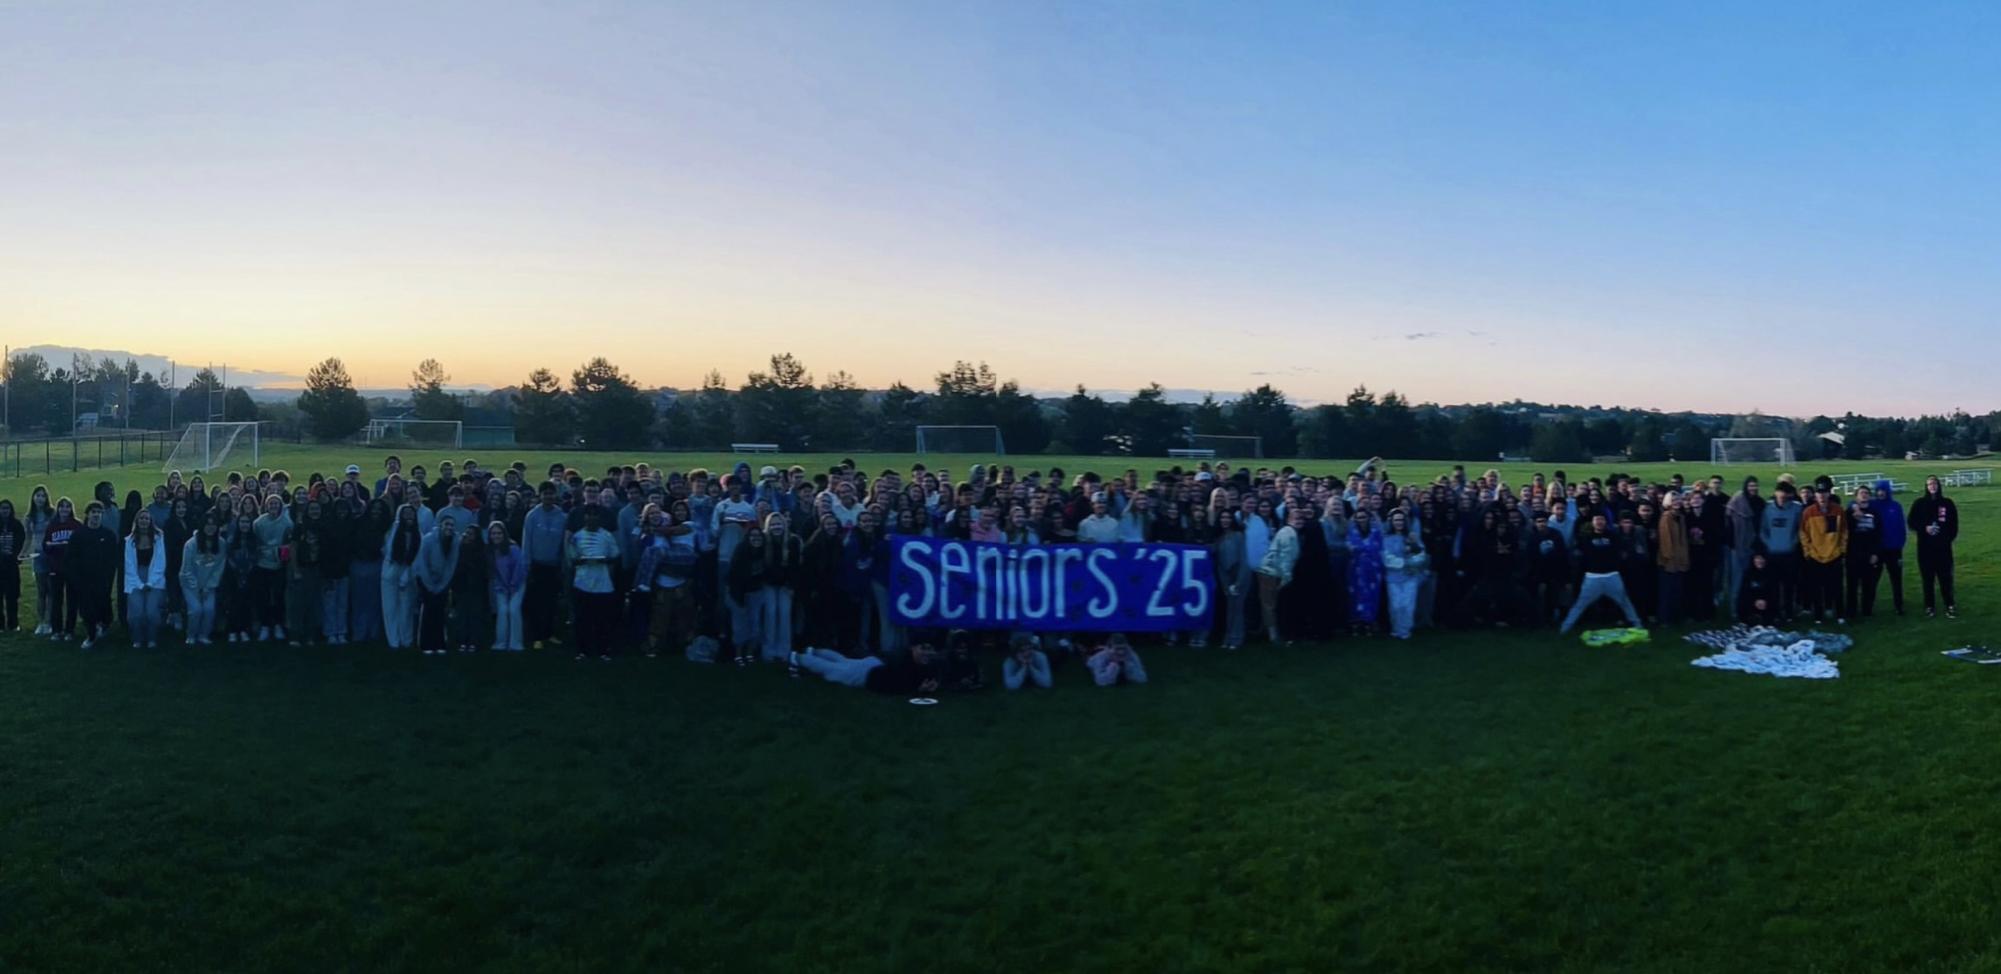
left=3, top=447, right=1998, bottom=971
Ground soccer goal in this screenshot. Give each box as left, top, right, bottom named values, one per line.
left=915, top=425, right=1004, bottom=455
left=163, top=421, right=260, bottom=473
left=1188, top=433, right=1263, bottom=459
left=1710, top=437, right=1795, bottom=466
left=366, top=418, right=464, bottom=448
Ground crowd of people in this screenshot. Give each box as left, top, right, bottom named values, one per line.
left=0, top=453, right=1967, bottom=694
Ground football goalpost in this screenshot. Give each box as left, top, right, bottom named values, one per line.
left=1188, top=433, right=1264, bottom=459
left=1710, top=437, right=1796, bottom=466
left=366, top=418, right=465, bottom=448
left=915, top=425, right=1004, bottom=455
left=163, top=422, right=260, bottom=473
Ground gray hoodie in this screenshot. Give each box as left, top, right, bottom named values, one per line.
left=1758, top=498, right=1802, bottom=555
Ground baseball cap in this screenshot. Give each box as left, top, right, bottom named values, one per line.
left=759, top=465, right=778, bottom=478
left=345, top=464, right=361, bottom=475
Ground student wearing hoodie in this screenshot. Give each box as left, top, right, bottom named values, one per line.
left=1908, top=475, right=1959, bottom=618
left=1845, top=485, right=1884, bottom=619
left=123, top=510, right=169, bottom=648
left=487, top=520, right=529, bottom=651
left=1736, top=550, right=1777, bottom=625
left=381, top=504, right=424, bottom=649
left=1798, top=487, right=1849, bottom=625
left=1255, top=507, right=1304, bottom=643
left=1560, top=513, right=1645, bottom=634
left=1870, top=479, right=1907, bottom=615
left=1722, top=478, right=1765, bottom=617
left=70, top=503, right=121, bottom=649
left=180, top=516, right=226, bottom=644
left=1381, top=509, right=1430, bottom=640
left=1757, top=482, right=1804, bottom=619
left=413, top=513, right=464, bottom=656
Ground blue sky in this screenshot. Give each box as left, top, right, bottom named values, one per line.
left=2, top=1, right=1996, bottom=414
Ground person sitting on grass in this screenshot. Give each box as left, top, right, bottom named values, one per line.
left=1087, top=633, right=1148, bottom=687
left=790, top=641, right=946, bottom=695
left=1737, top=549, right=1777, bottom=626
left=1003, top=632, right=1053, bottom=690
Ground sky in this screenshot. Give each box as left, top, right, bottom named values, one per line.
left=3, top=1, right=1997, bottom=415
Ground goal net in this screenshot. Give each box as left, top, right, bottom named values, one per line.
left=366, top=418, right=464, bottom=448
left=164, top=422, right=260, bottom=473
left=1710, top=437, right=1795, bottom=466
left=1189, top=434, right=1263, bottom=459
left=915, top=425, right=1004, bottom=455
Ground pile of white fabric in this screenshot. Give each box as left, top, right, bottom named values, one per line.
left=1687, top=631, right=1841, bottom=680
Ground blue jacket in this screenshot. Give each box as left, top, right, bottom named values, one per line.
left=1872, top=480, right=1907, bottom=552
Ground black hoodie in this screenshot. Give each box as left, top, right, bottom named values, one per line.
left=1909, top=486, right=1959, bottom=554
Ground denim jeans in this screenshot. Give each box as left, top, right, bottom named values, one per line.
left=127, top=587, right=165, bottom=644
left=491, top=588, right=525, bottom=650
left=321, top=577, right=350, bottom=639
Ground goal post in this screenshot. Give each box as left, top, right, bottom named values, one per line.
left=1710, top=437, right=1795, bottom=467
left=1188, top=433, right=1263, bottom=459
left=163, top=422, right=260, bottom=473
left=915, top=425, right=1004, bottom=455
left=365, top=418, right=464, bottom=449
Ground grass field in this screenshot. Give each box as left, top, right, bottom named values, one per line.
left=3, top=446, right=1999, bottom=971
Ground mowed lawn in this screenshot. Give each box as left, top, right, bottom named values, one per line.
left=3, top=447, right=1999, bottom=971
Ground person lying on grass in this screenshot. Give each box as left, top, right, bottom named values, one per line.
left=1087, top=633, right=1147, bottom=687
left=791, top=641, right=946, bottom=695
left=1003, top=632, right=1053, bottom=691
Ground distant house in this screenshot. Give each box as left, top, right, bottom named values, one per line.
left=74, top=411, right=99, bottom=433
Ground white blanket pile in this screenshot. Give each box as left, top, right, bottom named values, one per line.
left=1689, top=639, right=1840, bottom=679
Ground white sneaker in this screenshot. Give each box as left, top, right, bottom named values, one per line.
left=257, top=626, right=270, bottom=641
left=34, top=623, right=50, bottom=636
left=274, top=626, right=287, bottom=640
left=80, top=638, right=95, bottom=650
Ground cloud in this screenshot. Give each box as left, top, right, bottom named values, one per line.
left=1404, top=331, right=1444, bottom=341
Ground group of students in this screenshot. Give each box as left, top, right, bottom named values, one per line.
left=0, top=454, right=1967, bottom=691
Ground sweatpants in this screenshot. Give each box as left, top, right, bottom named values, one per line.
left=418, top=587, right=451, bottom=651
left=798, top=646, right=883, bottom=688
left=182, top=581, right=216, bottom=640
left=1560, top=572, right=1643, bottom=633
left=1919, top=548, right=1956, bottom=611
left=1845, top=555, right=1880, bottom=618
left=1878, top=550, right=1905, bottom=613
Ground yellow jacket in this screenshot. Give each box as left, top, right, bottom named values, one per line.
left=1798, top=503, right=1848, bottom=564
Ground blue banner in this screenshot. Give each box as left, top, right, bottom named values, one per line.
left=888, top=536, right=1215, bottom=633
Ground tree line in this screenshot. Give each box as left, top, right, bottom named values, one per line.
left=0, top=353, right=257, bottom=436
left=13, top=349, right=1996, bottom=461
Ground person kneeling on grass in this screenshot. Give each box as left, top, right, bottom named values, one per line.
left=1087, top=633, right=1147, bottom=687
left=1558, top=513, right=1644, bottom=635
left=791, top=641, right=945, bottom=695
left=1003, top=632, right=1053, bottom=690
